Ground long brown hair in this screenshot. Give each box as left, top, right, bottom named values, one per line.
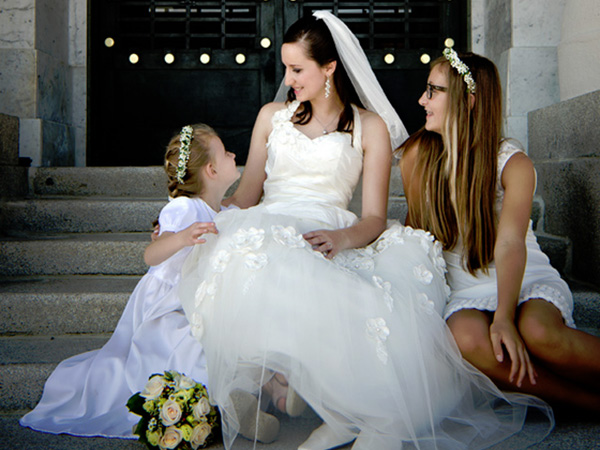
left=164, top=124, right=218, bottom=199
left=282, top=14, right=363, bottom=133
left=400, top=53, right=502, bottom=275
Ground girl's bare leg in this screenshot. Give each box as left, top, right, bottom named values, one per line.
left=447, top=308, right=600, bottom=412
left=517, top=299, right=600, bottom=388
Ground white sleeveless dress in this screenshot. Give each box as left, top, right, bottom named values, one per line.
left=19, top=197, right=227, bottom=438
left=178, top=102, right=553, bottom=449
left=443, top=140, right=574, bottom=326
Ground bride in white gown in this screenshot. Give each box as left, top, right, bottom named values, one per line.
left=178, top=11, right=554, bottom=450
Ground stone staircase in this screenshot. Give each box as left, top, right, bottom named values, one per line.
left=0, top=167, right=599, bottom=450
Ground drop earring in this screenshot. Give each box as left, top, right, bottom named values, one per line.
left=325, top=77, right=331, bottom=99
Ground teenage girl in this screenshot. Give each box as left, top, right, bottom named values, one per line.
left=399, top=48, right=600, bottom=412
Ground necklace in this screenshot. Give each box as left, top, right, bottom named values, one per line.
left=313, top=109, right=340, bottom=134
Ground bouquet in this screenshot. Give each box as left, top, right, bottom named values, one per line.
left=127, top=371, right=220, bottom=449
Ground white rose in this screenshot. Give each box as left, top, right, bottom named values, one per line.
left=244, top=252, right=268, bottom=270
left=413, top=264, right=434, bottom=285
left=192, top=397, right=212, bottom=421
left=160, top=399, right=182, bottom=426
left=158, top=426, right=183, bottom=450
left=140, top=375, right=166, bottom=400
left=173, top=372, right=195, bottom=390
left=190, top=422, right=212, bottom=450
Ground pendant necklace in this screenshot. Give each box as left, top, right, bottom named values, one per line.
left=313, top=109, right=340, bottom=135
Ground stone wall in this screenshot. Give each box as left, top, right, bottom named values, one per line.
left=528, top=90, right=600, bottom=287
left=0, top=0, right=85, bottom=167
left=0, top=113, right=28, bottom=198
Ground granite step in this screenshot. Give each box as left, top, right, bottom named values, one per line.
left=0, top=197, right=165, bottom=234
left=0, top=233, right=149, bottom=276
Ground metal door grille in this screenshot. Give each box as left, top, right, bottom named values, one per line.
left=114, top=1, right=261, bottom=51
left=297, top=1, right=454, bottom=51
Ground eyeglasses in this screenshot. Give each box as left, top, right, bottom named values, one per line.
left=425, top=83, right=448, bottom=99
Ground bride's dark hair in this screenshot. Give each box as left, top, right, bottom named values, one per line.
left=283, top=14, right=363, bottom=133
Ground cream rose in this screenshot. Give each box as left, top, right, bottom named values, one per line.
left=190, top=422, right=212, bottom=449
left=192, top=397, right=211, bottom=421
left=140, top=375, right=166, bottom=400
left=158, top=426, right=183, bottom=449
left=160, top=399, right=182, bottom=426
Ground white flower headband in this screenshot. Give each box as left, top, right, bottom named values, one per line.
left=443, top=47, right=476, bottom=94
left=176, top=125, right=193, bottom=184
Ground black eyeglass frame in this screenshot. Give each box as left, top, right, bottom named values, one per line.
left=425, top=83, right=448, bottom=99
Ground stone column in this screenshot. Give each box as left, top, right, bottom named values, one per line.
left=483, top=0, right=565, bottom=150
left=557, top=0, right=600, bottom=101
left=0, top=0, right=77, bottom=166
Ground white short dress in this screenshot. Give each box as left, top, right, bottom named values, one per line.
left=443, top=140, right=574, bottom=326
left=178, top=103, right=554, bottom=450
left=20, top=197, right=231, bottom=438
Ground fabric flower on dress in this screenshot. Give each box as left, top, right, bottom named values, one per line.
left=417, top=293, right=436, bottom=315
left=230, top=227, right=265, bottom=253
left=413, top=264, right=434, bottom=285
left=190, top=312, right=204, bottom=339
left=211, top=249, right=231, bottom=273
left=335, top=249, right=375, bottom=272
left=244, top=252, right=268, bottom=271
left=372, top=275, right=394, bottom=311
left=365, top=318, right=390, bottom=365
left=374, top=223, right=405, bottom=253
left=271, top=225, right=306, bottom=248
left=194, top=278, right=218, bottom=308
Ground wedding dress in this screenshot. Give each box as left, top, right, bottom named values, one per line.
left=178, top=101, right=553, bottom=449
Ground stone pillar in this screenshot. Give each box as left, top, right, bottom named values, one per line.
left=557, top=0, right=600, bottom=101
left=0, top=113, right=28, bottom=198
left=483, top=0, right=565, bottom=150
left=0, top=0, right=81, bottom=167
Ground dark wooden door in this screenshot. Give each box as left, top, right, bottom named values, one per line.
left=88, top=0, right=466, bottom=166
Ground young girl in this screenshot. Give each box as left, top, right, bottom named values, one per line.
left=399, top=48, right=600, bottom=412
left=20, top=123, right=248, bottom=439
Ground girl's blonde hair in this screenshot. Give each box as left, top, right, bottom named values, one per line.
left=164, top=123, right=218, bottom=198
left=400, top=53, right=502, bottom=275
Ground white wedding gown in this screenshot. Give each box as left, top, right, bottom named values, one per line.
left=178, top=101, right=553, bottom=449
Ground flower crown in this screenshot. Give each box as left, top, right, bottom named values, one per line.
left=443, top=47, right=476, bottom=94
left=176, top=125, right=193, bottom=184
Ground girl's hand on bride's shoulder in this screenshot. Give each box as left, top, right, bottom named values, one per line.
left=181, top=221, right=218, bottom=246
left=303, top=229, right=349, bottom=260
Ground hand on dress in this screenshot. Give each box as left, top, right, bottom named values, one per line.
left=489, top=317, right=537, bottom=387
left=303, top=229, right=348, bottom=260
left=180, top=222, right=218, bottom=246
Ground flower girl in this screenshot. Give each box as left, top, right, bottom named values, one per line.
left=20, top=124, right=240, bottom=439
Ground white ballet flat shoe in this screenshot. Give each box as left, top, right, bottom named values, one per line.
left=298, top=423, right=356, bottom=450
left=230, top=390, right=280, bottom=443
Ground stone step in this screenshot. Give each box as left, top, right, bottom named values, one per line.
left=0, top=198, right=166, bottom=234
left=0, top=275, right=140, bottom=335
left=0, top=234, right=149, bottom=276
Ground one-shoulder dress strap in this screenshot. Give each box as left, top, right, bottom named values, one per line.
left=271, top=100, right=301, bottom=128
left=351, top=104, right=363, bottom=154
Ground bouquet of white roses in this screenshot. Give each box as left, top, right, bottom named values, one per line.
left=127, top=370, right=220, bottom=450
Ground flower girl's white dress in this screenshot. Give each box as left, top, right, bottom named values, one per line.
left=178, top=101, right=553, bottom=449
left=20, top=197, right=229, bottom=438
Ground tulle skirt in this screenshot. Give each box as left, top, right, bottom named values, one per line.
left=178, top=205, right=554, bottom=449
left=20, top=273, right=209, bottom=438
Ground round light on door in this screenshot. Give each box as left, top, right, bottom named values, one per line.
left=104, top=37, right=115, bottom=48
left=200, top=53, right=211, bottom=64
left=420, top=53, right=431, bottom=64
left=164, top=53, right=175, bottom=64
left=129, top=53, right=139, bottom=64
left=235, top=53, right=246, bottom=65
left=384, top=53, right=395, bottom=65
left=444, top=38, right=455, bottom=48
left=260, top=37, right=271, bottom=49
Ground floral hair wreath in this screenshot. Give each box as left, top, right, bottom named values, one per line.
left=443, top=47, right=476, bottom=94
left=176, top=125, right=193, bottom=184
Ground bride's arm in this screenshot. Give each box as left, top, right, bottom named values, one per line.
left=222, top=102, right=281, bottom=208
left=303, top=111, right=391, bottom=257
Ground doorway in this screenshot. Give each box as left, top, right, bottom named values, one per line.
left=88, top=0, right=467, bottom=166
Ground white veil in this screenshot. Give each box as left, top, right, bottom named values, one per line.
left=274, top=10, right=409, bottom=149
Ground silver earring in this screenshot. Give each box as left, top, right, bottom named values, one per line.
left=325, top=77, right=331, bottom=99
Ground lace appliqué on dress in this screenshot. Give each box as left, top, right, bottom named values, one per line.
left=365, top=318, right=390, bottom=365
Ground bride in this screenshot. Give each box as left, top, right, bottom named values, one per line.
left=178, top=11, right=553, bottom=450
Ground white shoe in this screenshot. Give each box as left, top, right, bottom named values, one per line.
left=230, top=390, right=280, bottom=443
left=298, top=423, right=356, bottom=450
